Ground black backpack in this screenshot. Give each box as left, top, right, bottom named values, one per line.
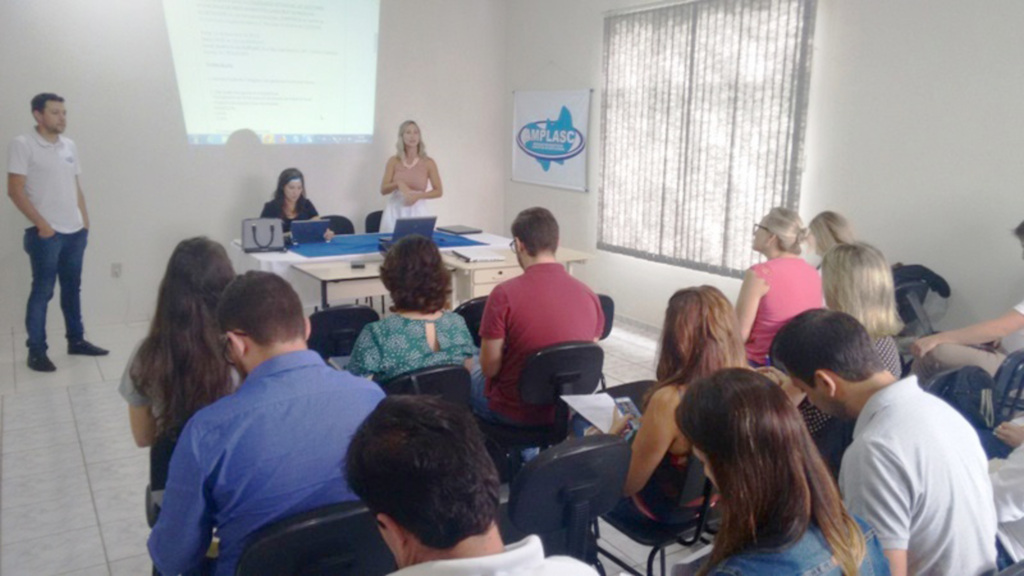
left=927, top=366, right=995, bottom=430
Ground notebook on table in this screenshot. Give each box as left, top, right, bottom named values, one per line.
left=437, top=224, right=483, bottom=235
left=452, top=247, right=506, bottom=263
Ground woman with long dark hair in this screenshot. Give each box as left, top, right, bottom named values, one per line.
left=676, top=369, right=889, bottom=575
left=260, top=167, right=333, bottom=238
left=119, top=237, right=237, bottom=446
left=607, top=286, right=747, bottom=524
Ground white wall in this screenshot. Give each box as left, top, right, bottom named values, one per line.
left=505, top=0, right=1024, bottom=329
left=0, top=0, right=507, bottom=336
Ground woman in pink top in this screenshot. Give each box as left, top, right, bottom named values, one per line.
left=736, top=207, right=822, bottom=365
left=379, top=120, right=444, bottom=233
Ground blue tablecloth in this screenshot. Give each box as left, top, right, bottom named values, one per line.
left=288, top=232, right=486, bottom=258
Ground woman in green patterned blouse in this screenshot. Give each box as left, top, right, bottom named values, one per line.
left=348, top=235, right=476, bottom=382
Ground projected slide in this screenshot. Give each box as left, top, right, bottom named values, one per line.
left=163, top=0, right=379, bottom=145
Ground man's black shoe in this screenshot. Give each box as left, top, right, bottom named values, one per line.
left=68, top=340, right=109, bottom=356
left=27, top=352, right=57, bottom=372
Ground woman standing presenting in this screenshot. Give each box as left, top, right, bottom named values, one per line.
left=379, top=120, right=443, bottom=233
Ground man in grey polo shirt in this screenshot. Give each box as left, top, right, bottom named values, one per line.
left=7, top=93, right=107, bottom=372
left=772, top=309, right=997, bottom=576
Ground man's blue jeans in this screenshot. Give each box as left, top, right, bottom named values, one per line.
left=23, top=227, right=88, bottom=353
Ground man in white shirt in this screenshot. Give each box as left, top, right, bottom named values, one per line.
left=345, top=396, right=598, bottom=576
left=7, top=93, right=107, bottom=372
left=991, top=420, right=1024, bottom=566
left=772, top=309, right=998, bottom=576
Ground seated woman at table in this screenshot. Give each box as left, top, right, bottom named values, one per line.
left=674, top=369, right=887, bottom=575
left=605, top=286, right=747, bottom=525
left=348, top=235, right=475, bottom=382
left=260, top=167, right=334, bottom=239
left=119, top=237, right=237, bottom=447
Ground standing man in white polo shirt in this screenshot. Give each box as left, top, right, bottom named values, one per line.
left=771, top=309, right=998, bottom=576
left=7, top=93, right=107, bottom=372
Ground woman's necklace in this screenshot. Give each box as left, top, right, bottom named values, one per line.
left=401, top=155, right=419, bottom=169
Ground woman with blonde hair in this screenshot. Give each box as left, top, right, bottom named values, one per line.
left=808, top=211, right=855, bottom=258
left=378, top=120, right=444, bottom=233
left=822, top=242, right=903, bottom=377
left=736, top=207, right=822, bottom=366
left=675, top=369, right=888, bottom=575
left=606, top=286, right=748, bottom=525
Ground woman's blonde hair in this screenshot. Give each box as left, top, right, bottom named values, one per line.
left=760, top=207, right=807, bottom=255
left=809, top=211, right=855, bottom=256
left=395, top=120, right=428, bottom=160
left=821, top=242, right=903, bottom=339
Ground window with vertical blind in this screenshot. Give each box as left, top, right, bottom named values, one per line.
left=599, top=0, right=817, bottom=277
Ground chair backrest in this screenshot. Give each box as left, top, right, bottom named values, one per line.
left=380, top=364, right=471, bottom=406
left=508, top=435, right=630, bottom=563
left=308, top=305, right=380, bottom=359
left=926, top=365, right=996, bottom=429
left=995, top=350, right=1024, bottom=423
left=598, top=294, right=615, bottom=341
left=235, top=500, right=395, bottom=576
left=1000, top=558, right=1024, bottom=576
left=519, top=342, right=604, bottom=405
left=365, top=210, right=383, bottom=234
left=894, top=278, right=934, bottom=335
left=322, top=215, right=355, bottom=235
left=150, top=430, right=181, bottom=491
left=454, top=296, right=488, bottom=348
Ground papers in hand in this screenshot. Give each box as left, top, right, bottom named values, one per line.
left=452, top=248, right=506, bottom=263
left=563, top=393, right=618, bottom=433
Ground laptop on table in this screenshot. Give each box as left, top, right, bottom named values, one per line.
left=379, top=216, right=437, bottom=251
left=291, top=220, right=332, bottom=244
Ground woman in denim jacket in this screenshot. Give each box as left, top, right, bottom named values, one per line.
left=675, top=369, right=890, bottom=576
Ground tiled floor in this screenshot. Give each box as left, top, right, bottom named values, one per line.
left=0, top=319, right=709, bottom=576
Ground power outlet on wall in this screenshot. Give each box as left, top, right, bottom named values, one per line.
left=111, top=263, right=123, bottom=278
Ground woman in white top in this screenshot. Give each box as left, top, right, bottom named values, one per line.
left=912, top=220, right=1024, bottom=380
left=379, top=120, right=444, bottom=233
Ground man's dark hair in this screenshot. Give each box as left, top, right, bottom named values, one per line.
left=511, top=207, right=559, bottom=256
left=770, top=309, right=885, bottom=386
left=31, top=93, right=64, bottom=114
left=217, top=271, right=305, bottom=345
left=345, top=397, right=500, bottom=550
left=1014, top=219, right=1024, bottom=241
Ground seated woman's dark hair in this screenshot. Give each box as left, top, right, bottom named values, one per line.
left=130, top=237, right=236, bottom=437
left=271, top=167, right=309, bottom=208
left=380, top=235, right=450, bottom=313
left=677, top=369, right=866, bottom=576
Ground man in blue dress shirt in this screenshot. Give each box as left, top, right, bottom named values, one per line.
left=147, top=271, right=385, bottom=576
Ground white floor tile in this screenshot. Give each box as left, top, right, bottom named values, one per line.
left=100, top=514, right=151, bottom=562
left=108, top=553, right=152, bottom=576
left=93, top=485, right=145, bottom=526
left=59, top=564, right=111, bottom=576
left=1, top=492, right=99, bottom=546
left=86, top=454, right=149, bottom=494
left=14, top=358, right=104, bottom=391
left=1, top=525, right=107, bottom=576
left=2, top=464, right=91, bottom=509
left=2, top=419, right=79, bottom=454
left=82, top=432, right=145, bottom=465
left=2, top=440, right=84, bottom=480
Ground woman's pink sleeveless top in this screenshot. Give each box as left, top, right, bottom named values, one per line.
left=394, top=158, right=429, bottom=192
left=746, top=257, right=823, bottom=365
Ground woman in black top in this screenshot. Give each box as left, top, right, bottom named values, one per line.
left=260, top=168, right=332, bottom=238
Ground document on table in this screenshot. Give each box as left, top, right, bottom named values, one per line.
left=452, top=247, right=506, bottom=262
left=562, top=393, right=617, bottom=433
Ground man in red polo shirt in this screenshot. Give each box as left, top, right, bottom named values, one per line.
left=472, top=207, right=604, bottom=425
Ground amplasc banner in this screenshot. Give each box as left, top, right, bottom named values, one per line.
left=512, top=90, right=590, bottom=192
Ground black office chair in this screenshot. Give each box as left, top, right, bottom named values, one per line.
left=477, top=342, right=604, bottom=479
left=995, top=350, right=1024, bottom=424
left=454, top=296, right=488, bottom=348
left=380, top=364, right=471, bottom=406
left=145, top=430, right=181, bottom=527
left=508, top=435, right=630, bottom=569
left=235, top=500, right=395, bottom=576
left=322, top=215, right=355, bottom=235
left=597, top=458, right=714, bottom=576
left=598, top=294, right=615, bottom=341
left=307, top=305, right=380, bottom=360
left=365, top=210, right=383, bottom=234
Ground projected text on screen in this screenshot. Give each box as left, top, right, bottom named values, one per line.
left=163, top=0, right=380, bottom=145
